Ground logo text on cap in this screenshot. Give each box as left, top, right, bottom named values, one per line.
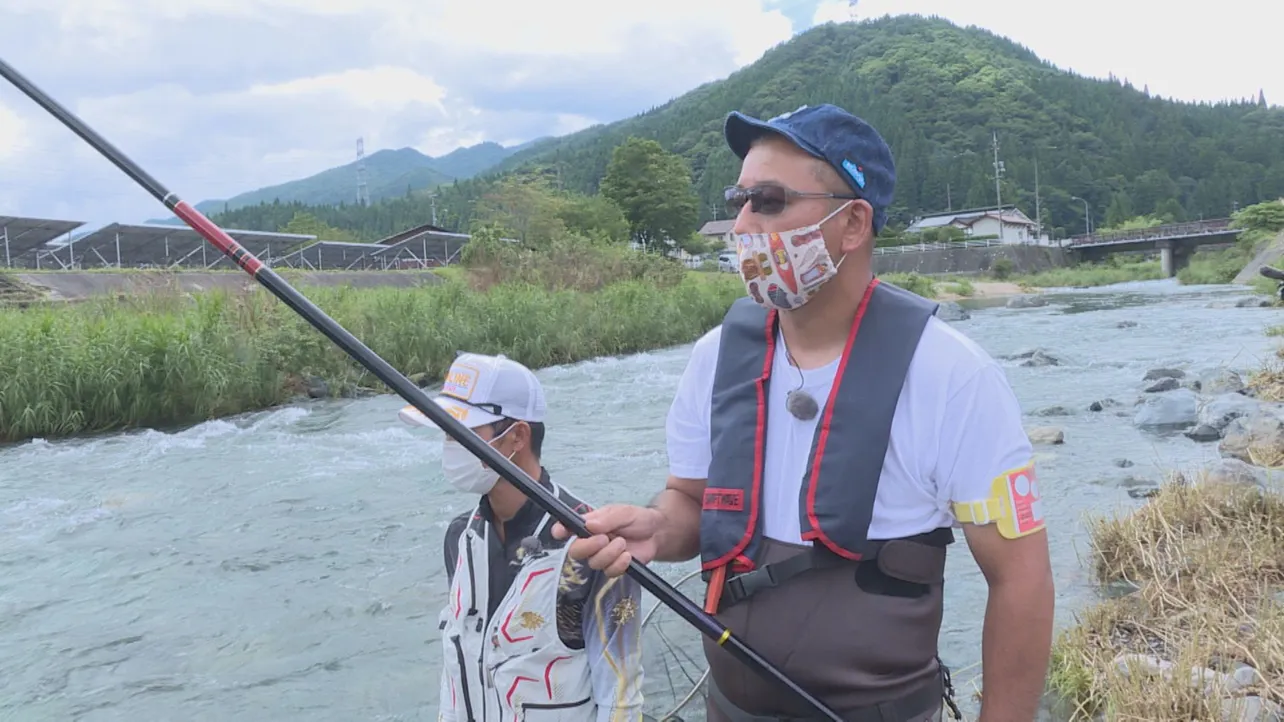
left=444, top=364, right=480, bottom=399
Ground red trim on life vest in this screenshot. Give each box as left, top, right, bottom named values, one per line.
left=500, top=608, right=535, bottom=643
left=801, top=278, right=880, bottom=561
left=506, top=675, right=540, bottom=710
left=520, top=567, right=553, bottom=594
left=702, top=309, right=776, bottom=572
left=543, top=655, right=572, bottom=697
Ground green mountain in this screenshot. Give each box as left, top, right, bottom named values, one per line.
left=485, top=15, right=1283, bottom=235
left=210, top=14, right=1284, bottom=240
left=147, top=140, right=527, bottom=225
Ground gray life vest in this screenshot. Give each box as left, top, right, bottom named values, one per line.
left=700, top=279, right=951, bottom=582
left=699, top=279, right=965, bottom=720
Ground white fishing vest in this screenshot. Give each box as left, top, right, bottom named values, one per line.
left=437, top=487, right=598, bottom=722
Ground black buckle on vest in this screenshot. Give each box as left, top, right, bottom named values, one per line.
left=723, top=546, right=856, bottom=606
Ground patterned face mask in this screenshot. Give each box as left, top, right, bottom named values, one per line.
left=735, top=200, right=853, bottom=311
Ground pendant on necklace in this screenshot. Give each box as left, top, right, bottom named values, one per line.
left=786, top=389, right=819, bottom=421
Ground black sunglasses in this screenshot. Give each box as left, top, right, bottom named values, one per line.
left=724, top=184, right=860, bottom=216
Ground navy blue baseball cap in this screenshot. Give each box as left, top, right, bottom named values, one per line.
left=724, top=104, right=896, bottom=232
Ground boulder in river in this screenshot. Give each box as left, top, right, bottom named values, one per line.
left=1144, top=367, right=1186, bottom=381
left=1235, top=296, right=1273, bottom=308
left=1003, top=348, right=1062, bottom=367
left=935, top=301, right=971, bottom=322
left=1200, top=458, right=1271, bottom=489
left=1006, top=295, right=1048, bottom=309
left=1219, top=409, right=1284, bottom=466
left=1200, top=369, right=1246, bottom=396
left=1026, top=426, right=1065, bottom=445
left=304, top=375, right=330, bottom=399
left=1198, top=392, right=1271, bottom=433
left=1032, top=405, right=1073, bottom=417
left=1145, top=377, right=1180, bottom=393
left=1184, top=424, right=1222, bottom=442
left=1089, top=398, right=1121, bottom=412
left=1116, top=320, right=1138, bottom=329
left=1133, top=388, right=1199, bottom=429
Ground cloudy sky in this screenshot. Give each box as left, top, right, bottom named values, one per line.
left=1, top=0, right=1279, bottom=233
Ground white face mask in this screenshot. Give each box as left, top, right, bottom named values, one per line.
left=735, top=200, right=854, bottom=311
left=441, top=424, right=516, bottom=495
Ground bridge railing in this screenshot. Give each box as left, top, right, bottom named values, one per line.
left=1067, top=218, right=1235, bottom=247
left=873, top=238, right=1009, bottom=256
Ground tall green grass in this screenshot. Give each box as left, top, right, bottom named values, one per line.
left=1010, top=257, right=1164, bottom=288
left=0, top=274, right=743, bottom=443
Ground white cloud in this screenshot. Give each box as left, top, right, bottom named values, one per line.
left=0, top=0, right=1280, bottom=238
left=0, top=102, right=28, bottom=161
left=0, top=0, right=798, bottom=230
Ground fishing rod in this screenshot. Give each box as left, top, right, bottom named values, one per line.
left=0, top=58, right=843, bottom=721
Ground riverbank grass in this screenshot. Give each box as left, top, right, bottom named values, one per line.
left=1048, top=477, right=1284, bottom=721
left=0, top=270, right=743, bottom=443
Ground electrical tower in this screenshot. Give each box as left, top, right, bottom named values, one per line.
left=848, top=0, right=859, bottom=21
left=355, top=137, right=370, bottom=207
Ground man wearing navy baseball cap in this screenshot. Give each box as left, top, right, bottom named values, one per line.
left=555, top=105, right=1053, bottom=722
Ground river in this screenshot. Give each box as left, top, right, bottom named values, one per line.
left=2, top=278, right=1281, bottom=721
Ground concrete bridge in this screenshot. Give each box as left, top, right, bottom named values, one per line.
left=1066, top=218, right=1241, bottom=277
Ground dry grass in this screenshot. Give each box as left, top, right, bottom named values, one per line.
left=1048, top=478, right=1284, bottom=720
left=1247, top=364, right=1284, bottom=402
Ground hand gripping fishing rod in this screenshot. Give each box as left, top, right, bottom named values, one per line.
left=0, top=58, right=843, bottom=721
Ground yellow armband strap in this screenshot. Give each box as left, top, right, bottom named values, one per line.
left=951, top=463, right=1044, bottom=539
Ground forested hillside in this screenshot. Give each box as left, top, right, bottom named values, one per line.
left=211, top=14, right=1284, bottom=241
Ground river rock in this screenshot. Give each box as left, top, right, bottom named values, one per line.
left=1114, top=653, right=1174, bottom=679
left=1218, top=695, right=1282, bottom=722
left=1185, top=423, right=1222, bottom=442
left=1113, top=458, right=1134, bottom=468
left=1032, top=405, right=1073, bottom=417
left=1219, top=411, right=1284, bottom=465
left=1236, top=296, right=1274, bottom=308
left=304, top=375, right=330, bottom=399
left=1145, top=367, right=1187, bottom=381
left=1134, top=388, right=1199, bottom=429
left=1004, top=348, right=1062, bottom=367
left=1117, top=320, right=1138, bottom=328
left=1201, top=369, right=1246, bottom=395
left=1006, top=295, right=1048, bottom=309
left=1026, top=426, right=1065, bottom=445
left=1200, top=393, right=1269, bottom=432
left=1146, top=377, right=1181, bottom=393
left=1089, top=398, right=1121, bottom=412
left=1231, top=665, right=1263, bottom=691
left=935, top=301, right=971, bottom=321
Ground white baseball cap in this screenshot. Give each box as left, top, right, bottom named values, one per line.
left=398, top=352, right=547, bottom=430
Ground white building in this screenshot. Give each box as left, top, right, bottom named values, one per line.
left=696, top=219, right=737, bottom=252
left=905, top=206, right=1050, bottom=245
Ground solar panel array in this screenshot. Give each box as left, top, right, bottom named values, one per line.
left=0, top=216, right=84, bottom=268
left=0, top=214, right=492, bottom=271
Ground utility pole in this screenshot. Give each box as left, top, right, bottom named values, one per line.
left=1034, top=156, right=1041, bottom=242
left=992, top=130, right=1005, bottom=241
left=355, top=137, right=370, bottom=207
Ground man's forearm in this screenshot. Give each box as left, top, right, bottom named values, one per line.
left=978, top=572, right=1055, bottom=721
left=649, top=488, right=701, bottom=563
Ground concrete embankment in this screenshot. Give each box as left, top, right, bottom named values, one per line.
left=1, top=270, right=444, bottom=303
left=1232, top=230, right=1284, bottom=285
left=874, top=243, right=1068, bottom=276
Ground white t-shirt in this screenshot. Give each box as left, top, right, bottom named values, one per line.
left=665, top=314, right=1033, bottom=542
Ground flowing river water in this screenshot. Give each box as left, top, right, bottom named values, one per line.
left=3, top=278, right=1283, bottom=721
